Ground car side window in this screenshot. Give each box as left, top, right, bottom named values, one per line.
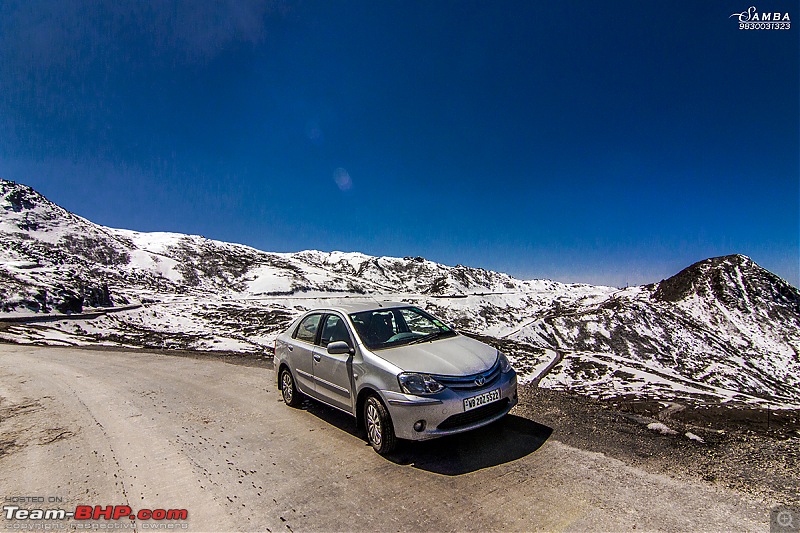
left=294, top=314, right=322, bottom=343
left=319, top=314, right=352, bottom=348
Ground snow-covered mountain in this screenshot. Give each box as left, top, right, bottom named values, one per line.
left=514, top=255, right=800, bottom=405
left=1, top=179, right=798, bottom=406
left=0, top=180, right=590, bottom=305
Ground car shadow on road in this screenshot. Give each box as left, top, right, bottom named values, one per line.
left=387, top=415, right=553, bottom=475
left=302, top=399, right=552, bottom=475
left=301, top=398, right=362, bottom=434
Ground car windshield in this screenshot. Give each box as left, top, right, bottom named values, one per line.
left=349, top=306, right=457, bottom=350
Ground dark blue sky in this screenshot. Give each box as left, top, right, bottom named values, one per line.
left=1, top=0, right=797, bottom=287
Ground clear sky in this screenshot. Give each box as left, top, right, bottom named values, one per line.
left=1, top=1, right=797, bottom=287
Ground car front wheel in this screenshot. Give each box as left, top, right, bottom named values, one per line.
left=364, top=395, right=396, bottom=455
left=279, top=367, right=303, bottom=407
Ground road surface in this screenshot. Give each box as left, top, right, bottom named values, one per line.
left=0, top=344, right=769, bottom=531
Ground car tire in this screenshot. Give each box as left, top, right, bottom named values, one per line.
left=279, top=367, right=303, bottom=408
left=364, top=395, right=396, bottom=455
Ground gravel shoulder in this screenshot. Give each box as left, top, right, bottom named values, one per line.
left=0, top=344, right=790, bottom=531
left=514, top=387, right=800, bottom=507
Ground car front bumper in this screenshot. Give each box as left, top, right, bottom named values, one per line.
left=380, top=370, right=518, bottom=441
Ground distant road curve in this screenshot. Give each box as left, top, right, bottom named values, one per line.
left=530, top=349, right=564, bottom=387
left=0, top=344, right=767, bottom=532
left=0, top=305, right=143, bottom=323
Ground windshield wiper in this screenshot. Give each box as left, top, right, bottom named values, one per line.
left=407, top=330, right=447, bottom=345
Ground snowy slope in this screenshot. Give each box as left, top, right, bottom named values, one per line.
left=511, top=255, right=800, bottom=404
left=0, top=179, right=599, bottom=323
left=1, top=179, right=798, bottom=406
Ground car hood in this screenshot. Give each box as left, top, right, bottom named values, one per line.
left=372, top=334, right=497, bottom=376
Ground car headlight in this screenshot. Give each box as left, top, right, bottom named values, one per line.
left=498, top=351, right=512, bottom=373
left=398, top=372, right=444, bottom=395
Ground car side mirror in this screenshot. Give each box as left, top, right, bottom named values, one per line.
left=327, top=341, right=354, bottom=355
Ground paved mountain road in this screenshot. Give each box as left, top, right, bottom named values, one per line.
left=0, top=345, right=768, bottom=531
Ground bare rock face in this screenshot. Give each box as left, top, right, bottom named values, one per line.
left=654, top=254, right=800, bottom=316
left=55, top=289, right=83, bottom=314
left=82, top=283, right=114, bottom=308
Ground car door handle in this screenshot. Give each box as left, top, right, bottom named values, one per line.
left=287, top=345, right=293, bottom=351
left=313, top=353, right=321, bottom=362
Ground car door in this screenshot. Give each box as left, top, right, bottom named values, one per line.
left=288, top=313, right=322, bottom=393
left=311, top=313, right=356, bottom=412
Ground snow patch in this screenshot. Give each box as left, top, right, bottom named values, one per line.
left=647, top=422, right=678, bottom=435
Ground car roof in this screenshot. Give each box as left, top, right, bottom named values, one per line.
left=306, top=300, right=410, bottom=315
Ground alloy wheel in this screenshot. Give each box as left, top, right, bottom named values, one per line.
left=366, top=402, right=382, bottom=446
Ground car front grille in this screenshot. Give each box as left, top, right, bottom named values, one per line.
left=437, top=398, right=510, bottom=430
left=433, top=358, right=501, bottom=391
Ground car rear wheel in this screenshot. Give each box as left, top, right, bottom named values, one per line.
left=364, top=395, right=396, bottom=455
left=279, top=367, right=303, bottom=407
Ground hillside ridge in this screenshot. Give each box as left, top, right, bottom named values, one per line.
left=2, top=178, right=799, bottom=406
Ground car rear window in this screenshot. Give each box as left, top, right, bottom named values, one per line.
left=294, top=314, right=322, bottom=343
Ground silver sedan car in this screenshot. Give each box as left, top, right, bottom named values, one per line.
left=274, top=302, right=518, bottom=454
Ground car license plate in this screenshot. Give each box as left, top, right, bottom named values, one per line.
left=463, top=389, right=501, bottom=412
